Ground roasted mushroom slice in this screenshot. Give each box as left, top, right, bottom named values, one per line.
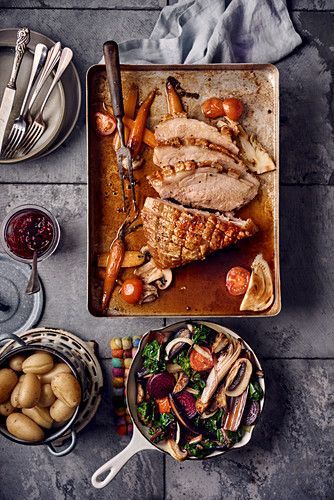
left=165, top=327, right=192, bottom=361
left=173, top=372, right=189, bottom=394
left=223, top=387, right=249, bottom=432
left=224, top=358, right=253, bottom=398
left=136, top=382, right=145, bottom=404
left=134, top=260, right=163, bottom=283
left=155, top=269, right=173, bottom=290
left=138, top=284, right=159, bottom=304
left=166, top=437, right=188, bottom=461
left=211, top=331, right=229, bottom=353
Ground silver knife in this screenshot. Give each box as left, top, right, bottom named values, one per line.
left=0, top=27, right=30, bottom=154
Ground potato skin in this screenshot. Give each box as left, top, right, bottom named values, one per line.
left=0, top=368, right=18, bottom=403
left=0, top=400, right=16, bottom=417
left=6, top=413, right=44, bottom=442
left=51, top=373, right=81, bottom=408
left=22, top=352, right=54, bottom=375
left=22, top=406, right=53, bottom=429
left=8, top=354, right=26, bottom=372
left=50, top=399, right=76, bottom=422
left=18, top=373, right=41, bottom=408
left=39, top=384, right=56, bottom=407
left=38, top=363, right=71, bottom=385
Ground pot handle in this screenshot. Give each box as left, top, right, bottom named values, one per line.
left=46, top=429, right=77, bottom=457
left=91, top=425, right=155, bottom=489
left=0, top=333, right=26, bottom=346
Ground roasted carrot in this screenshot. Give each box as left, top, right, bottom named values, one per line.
left=166, top=80, right=183, bottom=114
left=101, top=237, right=125, bottom=310
left=123, top=116, right=157, bottom=148
left=156, top=397, right=171, bottom=413
left=104, top=102, right=157, bottom=149
left=127, top=89, right=156, bottom=158
left=98, top=250, right=145, bottom=268
left=113, top=84, right=138, bottom=150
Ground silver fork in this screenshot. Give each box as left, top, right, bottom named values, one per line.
left=19, top=47, right=73, bottom=156
left=2, top=42, right=61, bottom=159
left=1, top=43, right=47, bottom=159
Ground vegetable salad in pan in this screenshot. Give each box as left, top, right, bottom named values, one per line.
left=135, top=323, right=264, bottom=461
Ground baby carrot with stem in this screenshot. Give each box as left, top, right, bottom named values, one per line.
left=101, top=216, right=128, bottom=310
left=127, top=89, right=156, bottom=158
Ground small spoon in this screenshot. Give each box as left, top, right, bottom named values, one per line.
left=25, top=248, right=40, bottom=294
left=25, top=238, right=49, bottom=295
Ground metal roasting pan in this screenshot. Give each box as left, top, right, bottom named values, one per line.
left=86, top=64, right=280, bottom=317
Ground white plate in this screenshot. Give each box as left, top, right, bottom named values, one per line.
left=0, top=28, right=81, bottom=163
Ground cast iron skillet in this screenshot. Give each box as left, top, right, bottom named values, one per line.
left=92, top=321, right=265, bottom=489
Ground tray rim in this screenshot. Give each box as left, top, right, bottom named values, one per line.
left=86, top=62, right=280, bottom=318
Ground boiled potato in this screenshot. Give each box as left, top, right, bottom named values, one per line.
left=22, top=406, right=53, bottom=429
left=8, top=354, right=26, bottom=372
left=6, top=413, right=44, bottom=442
left=22, top=352, right=54, bottom=375
left=38, top=384, right=56, bottom=407
left=0, top=368, right=18, bottom=403
left=10, top=381, right=22, bottom=408
left=0, top=400, right=16, bottom=417
left=51, top=373, right=81, bottom=408
left=50, top=399, right=76, bottom=422
left=18, top=373, right=41, bottom=408
left=38, top=363, right=71, bottom=385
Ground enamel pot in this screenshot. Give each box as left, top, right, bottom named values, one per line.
left=0, top=332, right=86, bottom=457
left=91, top=321, right=265, bottom=489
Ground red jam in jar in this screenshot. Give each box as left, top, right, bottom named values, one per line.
left=5, top=209, right=54, bottom=259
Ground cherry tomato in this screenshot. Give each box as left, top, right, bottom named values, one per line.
left=93, top=112, right=117, bottom=135
left=222, top=98, right=244, bottom=121
left=226, top=266, right=250, bottom=296
left=201, top=97, right=226, bottom=119
left=121, top=278, right=143, bottom=304
left=189, top=346, right=213, bottom=372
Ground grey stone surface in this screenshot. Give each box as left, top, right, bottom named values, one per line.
left=0, top=1, right=333, bottom=499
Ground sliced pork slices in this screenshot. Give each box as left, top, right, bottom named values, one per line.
left=155, top=114, right=239, bottom=155
left=153, top=141, right=247, bottom=173
left=141, top=197, right=257, bottom=269
left=148, top=160, right=260, bottom=212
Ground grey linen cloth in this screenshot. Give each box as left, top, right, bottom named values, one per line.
left=100, top=0, right=301, bottom=64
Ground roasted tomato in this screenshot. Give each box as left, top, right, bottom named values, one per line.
left=226, top=266, right=250, bottom=296
left=121, top=278, right=143, bottom=304
left=201, top=97, right=225, bottom=119
left=93, top=112, right=117, bottom=135
left=189, top=346, right=213, bottom=371
left=222, top=98, right=244, bottom=121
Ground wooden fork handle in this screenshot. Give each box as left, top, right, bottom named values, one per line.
left=103, top=41, right=124, bottom=119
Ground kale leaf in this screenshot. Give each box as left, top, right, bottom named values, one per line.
left=192, top=324, right=215, bottom=345
left=184, top=439, right=217, bottom=459
left=248, top=381, right=263, bottom=402
left=142, top=340, right=166, bottom=374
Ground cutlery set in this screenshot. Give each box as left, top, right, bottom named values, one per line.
left=0, top=28, right=73, bottom=160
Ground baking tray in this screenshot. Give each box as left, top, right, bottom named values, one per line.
left=87, top=64, right=280, bottom=317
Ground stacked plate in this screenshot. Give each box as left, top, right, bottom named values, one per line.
left=0, top=28, right=81, bottom=163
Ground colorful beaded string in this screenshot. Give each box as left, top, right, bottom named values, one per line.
left=110, top=335, right=142, bottom=435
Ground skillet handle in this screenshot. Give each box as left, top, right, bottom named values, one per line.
left=103, top=41, right=124, bottom=119
left=91, top=425, right=154, bottom=489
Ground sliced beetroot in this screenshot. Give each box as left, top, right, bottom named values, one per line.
left=241, top=400, right=260, bottom=426
left=174, top=390, right=197, bottom=419
left=147, top=372, right=175, bottom=399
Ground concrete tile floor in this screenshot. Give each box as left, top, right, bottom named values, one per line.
left=0, top=1, right=333, bottom=499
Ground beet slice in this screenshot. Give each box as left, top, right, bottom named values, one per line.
left=174, top=390, right=197, bottom=419
left=147, top=372, right=175, bottom=399
left=241, top=401, right=260, bottom=426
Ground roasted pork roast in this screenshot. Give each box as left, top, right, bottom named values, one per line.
left=141, top=197, right=257, bottom=269
left=147, top=160, right=260, bottom=212
left=155, top=114, right=239, bottom=155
